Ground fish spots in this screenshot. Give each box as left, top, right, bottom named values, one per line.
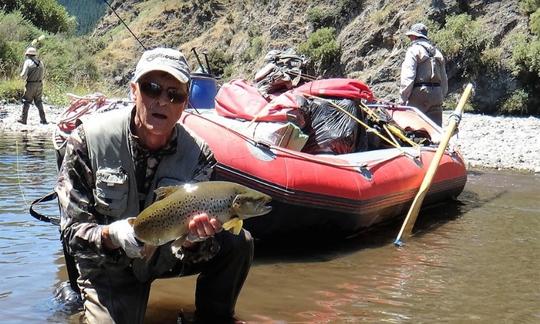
left=133, top=181, right=271, bottom=245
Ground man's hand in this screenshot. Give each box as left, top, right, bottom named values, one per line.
left=103, top=218, right=144, bottom=258
left=183, top=213, right=222, bottom=248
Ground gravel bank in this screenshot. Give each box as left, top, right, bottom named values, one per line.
left=1, top=103, right=539, bottom=173
left=453, top=112, right=540, bottom=173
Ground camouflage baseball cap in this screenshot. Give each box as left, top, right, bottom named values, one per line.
left=133, top=47, right=191, bottom=84
left=405, top=23, right=429, bottom=39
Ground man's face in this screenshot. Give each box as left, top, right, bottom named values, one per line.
left=130, top=71, right=188, bottom=140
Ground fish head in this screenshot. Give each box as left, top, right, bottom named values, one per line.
left=231, top=188, right=272, bottom=220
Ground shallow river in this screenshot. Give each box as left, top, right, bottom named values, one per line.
left=0, top=132, right=538, bottom=323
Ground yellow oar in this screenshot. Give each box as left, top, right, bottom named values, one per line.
left=394, top=83, right=473, bottom=246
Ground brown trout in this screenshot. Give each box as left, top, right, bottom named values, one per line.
left=131, top=181, right=272, bottom=252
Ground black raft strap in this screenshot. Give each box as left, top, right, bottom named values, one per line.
left=29, top=191, right=60, bottom=225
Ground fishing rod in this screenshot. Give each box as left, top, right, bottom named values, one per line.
left=191, top=47, right=206, bottom=73
left=101, top=0, right=147, bottom=50
left=202, top=50, right=212, bottom=75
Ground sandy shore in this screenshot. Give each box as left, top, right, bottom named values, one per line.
left=1, top=103, right=539, bottom=173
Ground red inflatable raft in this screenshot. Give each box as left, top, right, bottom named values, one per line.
left=181, top=79, right=467, bottom=237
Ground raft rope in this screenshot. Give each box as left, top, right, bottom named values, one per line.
left=53, top=93, right=128, bottom=151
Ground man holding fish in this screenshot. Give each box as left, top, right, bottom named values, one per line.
left=55, top=48, right=271, bottom=324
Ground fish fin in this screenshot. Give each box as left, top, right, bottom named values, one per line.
left=223, top=218, right=243, bottom=235
left=154, top=186, right=179, bottom=201
left=232, top=219, right=243, bottom=235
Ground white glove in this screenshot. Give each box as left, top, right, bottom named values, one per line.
left=107, top=218, right=143, bottom=259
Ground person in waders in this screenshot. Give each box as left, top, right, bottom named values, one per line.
left=399, top=23, right=448, bottom=126
left=55, top=48, right=250, bottom=324
left=18, top=47, right=47, bottom=125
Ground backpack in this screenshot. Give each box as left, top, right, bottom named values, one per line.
left=416, top=42, right=444, bottom=83
left=254, top=49, right=309, bottom=96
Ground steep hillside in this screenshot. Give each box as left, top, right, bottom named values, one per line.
left=93, top=0, right=534, bottom=114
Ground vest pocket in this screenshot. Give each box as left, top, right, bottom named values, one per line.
left=93, top=167, right=129, bottom=217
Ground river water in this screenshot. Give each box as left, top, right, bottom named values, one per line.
left=0, top=132, right=538, bottom=323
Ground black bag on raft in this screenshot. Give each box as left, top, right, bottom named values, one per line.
left=299, top=97, right=366, bottom=155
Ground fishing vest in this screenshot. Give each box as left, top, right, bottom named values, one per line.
left=83, top=107, right=208, bottom=221
left=413, top=40, right=444, bottom=85
left=26, top=57, right=44, bottom=83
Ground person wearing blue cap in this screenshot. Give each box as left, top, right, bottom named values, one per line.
left=400, top=23, right=448, bottom=125
left=55, top=48, right=250, bottom=324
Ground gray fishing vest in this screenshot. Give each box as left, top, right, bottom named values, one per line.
left=413, top=41, right=444, bottom=85
left=83, top=107, right=208, bottom=221
left=26, top=58, right=44, bottom=82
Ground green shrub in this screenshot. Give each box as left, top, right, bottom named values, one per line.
left=36, top=36, right=101, bottom=87
left=510, top=33, right=540, bottom=116
left=0, top=38, right=19, bottom=77
left=242, top=36, right=264, bottom=62
left=0, top=11, right=42, bottom=44
left=0, top=79, right=24, bottom=103
left=519, top=0, right=540, bottom=14
left=2, top=0, right=75, bottom=34
left=207, top=49, right=233, bottom=78
left=0, top=12, right=45, bottom=78
left=306, top=6, right=336, bottom=29
left=431, top=14, right=491, bottom=78
left=531, top=8, right=540, bottom=35
left=297, top=27, right=341, bottom=73
left=500, top=89, right=529, bottom=115
left=307, top=1, right=363, bottom=29
left=512, top=34, right=540, bottom=76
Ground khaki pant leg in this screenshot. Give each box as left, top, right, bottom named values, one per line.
left=22, top=82, right=39, bottom=104
left=424, top=103, right=443, bottom=126
left=34, top=83, right=43, bottom=103
left=407, top=86, right=443, bottom=126
left=77, top=266, right=151, bottom=324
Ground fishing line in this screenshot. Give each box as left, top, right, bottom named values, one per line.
left=15, top=140, right=29, bottom=209
left=101, top=0, right=147, bottom=50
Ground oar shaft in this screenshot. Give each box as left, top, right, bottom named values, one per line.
left=394, top=83, right=473, bottom=245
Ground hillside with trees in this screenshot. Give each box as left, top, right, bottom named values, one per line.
left=1, top=0, right=539, bottom=116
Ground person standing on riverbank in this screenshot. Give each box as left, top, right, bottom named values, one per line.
left=400, top=23, right=448, bottom=126
left=18, top=47, right=47, bottom=125
left=55, top=47, right=251, bottom=324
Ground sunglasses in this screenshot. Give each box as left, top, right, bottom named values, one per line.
left=138, top=81, right=188, bottom=104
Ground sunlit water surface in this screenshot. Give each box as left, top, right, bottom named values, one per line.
left=0, top=132, right=538, bottom=323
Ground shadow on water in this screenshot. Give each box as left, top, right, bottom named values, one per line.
left=253, top=185, right=500, bottom=265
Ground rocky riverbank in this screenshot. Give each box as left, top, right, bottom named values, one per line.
left=1, top=103, right=539, bottom=173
